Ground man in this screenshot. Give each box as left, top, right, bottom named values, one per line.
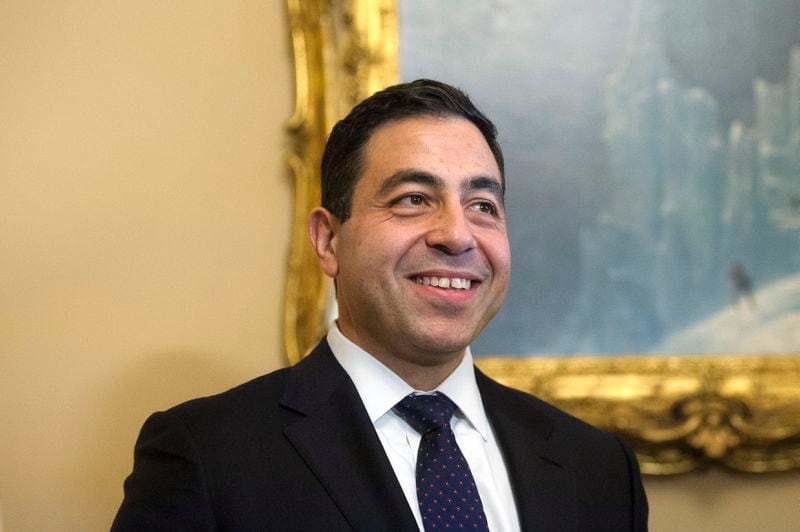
left=113, top=79, right=648, bottom=531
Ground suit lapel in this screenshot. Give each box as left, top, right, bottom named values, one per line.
left=280, top=341, right=418, bottom=531
left=477, top=370, right=577, bottom=532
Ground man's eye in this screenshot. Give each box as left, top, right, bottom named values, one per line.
left=396, top=194, right=427, bottom=206
left=470, top=201, right=497, bottom=215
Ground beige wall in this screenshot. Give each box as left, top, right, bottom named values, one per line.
left=0, top=2, right=796, bottom=531
left=0, top=1, right=291, bottom=530
left=645, top=469, right=799, bottom=532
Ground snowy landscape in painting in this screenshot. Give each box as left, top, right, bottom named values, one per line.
left=399, top=0, right=800, bottom=355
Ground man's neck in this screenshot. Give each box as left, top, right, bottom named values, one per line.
left=376, top=353, right=462, bottom=391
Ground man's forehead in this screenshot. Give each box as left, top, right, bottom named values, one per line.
left=360, top=116, right=499, bottom=175
left=365, top=115, right=486, bottom=146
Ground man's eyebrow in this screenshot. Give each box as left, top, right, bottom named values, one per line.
left=463, top=176, right=504, bottom=204
left=378, top=170, right=504, bottom=205
left=378, top=169, right=444, bottom=196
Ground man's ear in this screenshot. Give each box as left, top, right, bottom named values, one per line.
left=308, top=207, right=341, bottom=278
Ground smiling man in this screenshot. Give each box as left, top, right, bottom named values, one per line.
left=113, top=80, right=648, bottom=531
left=310, top=113, right=510, bottom=391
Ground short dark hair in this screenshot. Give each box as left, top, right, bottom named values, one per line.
left=320, top=79, right=505, bottom=221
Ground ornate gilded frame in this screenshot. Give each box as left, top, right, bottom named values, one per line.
left=284, top=0, right=800, bottom=474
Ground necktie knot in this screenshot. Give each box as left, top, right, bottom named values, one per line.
left=393, top=392, right=457, bottom=435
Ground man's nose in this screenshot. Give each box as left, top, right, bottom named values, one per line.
left=425, top=204, right=476, bottom=255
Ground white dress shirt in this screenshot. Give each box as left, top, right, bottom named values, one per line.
left=327, top=323, right=521, bottom=532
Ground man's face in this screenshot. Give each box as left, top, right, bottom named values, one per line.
left=317, top=116, right=510, bottom=370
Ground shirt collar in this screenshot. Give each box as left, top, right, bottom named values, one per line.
left=327, top=322, right=490, bottom=441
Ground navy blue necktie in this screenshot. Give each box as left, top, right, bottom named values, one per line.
left=394, top=393, right=490, bottom=531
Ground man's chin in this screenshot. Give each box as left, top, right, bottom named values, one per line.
left=407, top=333, right=474, bottom=365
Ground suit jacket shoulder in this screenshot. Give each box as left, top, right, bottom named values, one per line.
left=476, top=369, right=649, bottom=531
left=112, top=341, right=417, bottom=532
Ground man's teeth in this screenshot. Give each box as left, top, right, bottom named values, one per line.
left=414, top=276, right=472, bottom=290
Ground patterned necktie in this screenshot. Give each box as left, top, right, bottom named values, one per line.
left=393, top=392, right=490, bottom=531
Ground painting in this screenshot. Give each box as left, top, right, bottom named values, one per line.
left=398, top=0, right=800, bottom=357
left=284, top=0, right=800, bottom=473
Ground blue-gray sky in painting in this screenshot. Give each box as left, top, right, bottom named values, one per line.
left=398, top=0, right=800, bottom=356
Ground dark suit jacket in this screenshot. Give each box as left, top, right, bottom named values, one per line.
left=113, top=340, right=648, bottom=531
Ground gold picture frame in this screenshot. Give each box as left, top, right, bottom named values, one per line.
left=284, top=0, right=800, bottom=475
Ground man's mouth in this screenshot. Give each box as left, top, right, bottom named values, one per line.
left=413, top=276, right=473, bottom=290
